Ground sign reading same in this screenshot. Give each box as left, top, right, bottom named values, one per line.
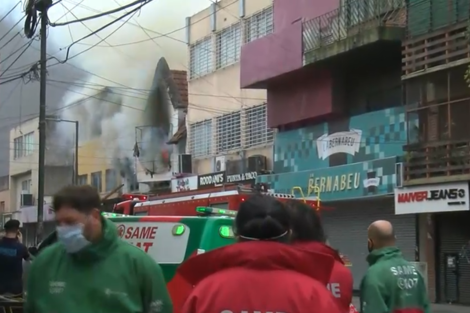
left=118, top=224, right=157, bottom=252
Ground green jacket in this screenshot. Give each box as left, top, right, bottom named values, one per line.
left=25, top=218, right=172, bottom=313
left=360, top=247, right=430, bottom=313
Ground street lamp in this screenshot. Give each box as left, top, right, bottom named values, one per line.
left=45, top=118, right=79, bottom=184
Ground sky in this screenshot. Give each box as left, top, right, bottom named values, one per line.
left=0, top=0, right=210, bottom=176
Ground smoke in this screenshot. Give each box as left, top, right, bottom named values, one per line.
left=34, top=0, right=208, bottom=184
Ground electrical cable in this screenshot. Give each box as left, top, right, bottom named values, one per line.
left=0, top=32, right=21, bottom=51
left=24, top=0, right=38, bottom=38
left=47, top=0, right=152, bottom=67
left=0, top=39, right=35, bottom=78
left=0, top=16, right=26, bottom=44
left=49, top=0, right=150, bottom=27
left=0, top=1, right=21, bottom=23
left=0, top=38, right=37, bottom=66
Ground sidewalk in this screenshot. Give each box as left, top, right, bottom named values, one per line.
left=352, top=297, right=469, bottom=313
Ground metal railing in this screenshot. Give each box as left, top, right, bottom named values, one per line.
left=303, top=0, right=405, bottom=52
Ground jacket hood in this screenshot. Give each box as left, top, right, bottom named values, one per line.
left=177, top=241, right=335, bottom=286
left=366, top=246, right=402, bottom=266
left=71, top=216, right=118, bottom=263
left=294, top=241, right=344, bottom=263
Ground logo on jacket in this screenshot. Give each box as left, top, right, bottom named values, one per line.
left=49, top=281, right=66, bottom=294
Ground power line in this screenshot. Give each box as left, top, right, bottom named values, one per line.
left=49, top=0, right=149, bottom=27
left=0, top=1, right=21, bottom=24
left=0, top=39, right=35, bottom=78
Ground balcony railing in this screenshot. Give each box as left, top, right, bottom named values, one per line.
left=404, top=98, right=470, bottom=182
left=303, top=0, right=405, bottom=53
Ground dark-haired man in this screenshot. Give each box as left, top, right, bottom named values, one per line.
left=286, top=200, right=353, bottom=312
left=360, top=220, right=429, bottom=313
left=25, top=185, right=172, bottom=313
left=0, top=219, right=29, bottom=295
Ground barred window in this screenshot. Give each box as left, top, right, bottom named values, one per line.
left=91, top=171, right=102, bottom=192
left=216, top=111, right=241, bottom=153
left=216, top=23, right=241, bottom=69
left=245, top=6, right=274, bottom=43
left=77, top=174, right=88, bottom=185
left=189, top=37, right=212, bottom=79
left=105, top=169, right=117, bottom=191
left=189, top=119, right=212, bottom=158
left=244, top=103, right=273, bottom=148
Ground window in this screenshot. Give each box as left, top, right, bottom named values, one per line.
left=105, top=169, right=117, bottom=192
left=245, top=103, right=273, bottom=148
left=77, top=174, right=88, bottom=185
left=245, top=6, right=274, bottom=42
left=216, top=23, right=241, bottom=69
left=91, top=171, right=102, bottom=192
left=0, top=201, right=5, bottom=213
left=21, top=179, right=31, bottom=193
left=24, top=132, right=34, bottom=156
left=189, top=119, right=212, bottom=158
left=216, top=111, right=241, bottom=153
left=189, top=37, right=212, bottom=79
left=13, top=136, right=23, bottom=159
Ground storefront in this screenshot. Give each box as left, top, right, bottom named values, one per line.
left=258, top=156, right=416, bottom=290
left=395, top=182, right=470, bottom=304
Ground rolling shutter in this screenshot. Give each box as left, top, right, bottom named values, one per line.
left=321, top=197, right=416, bottom=289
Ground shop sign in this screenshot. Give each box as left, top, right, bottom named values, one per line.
left=256, top=157, right=397, bottom=202
left=226, top=171, right=257, bottom=183
left=316, top=129, right=362, bottom=160
left=198, top=171, right=225, bottom=187
left=171, top=176, right=198, bottom=192
left=395, top=182, right=469, bottom=215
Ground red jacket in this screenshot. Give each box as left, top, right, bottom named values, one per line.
left=177, top=241, right=342, bottom=313
left=295, top=242, right=354, bottom=313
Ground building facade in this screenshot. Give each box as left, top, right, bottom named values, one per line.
left=9, top=117, right=74, bottom=244
left=0, top=175, right=11, bottom=229
left=239, top=0, right=417, bottom=293
left=396, top=0, right=470, bottom=304
left=186, top=0, right=274, bottom=181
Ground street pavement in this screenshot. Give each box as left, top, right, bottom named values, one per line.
left=352, top=297, right=469, bottom=313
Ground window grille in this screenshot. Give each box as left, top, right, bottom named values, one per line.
left=216, top=22, right=242, bottom=69
left=244, top=103, right=273, bottom=148
left=244, top=6, right=274, bottom=43
left=189, top=119, right=212, bottom=158
left=91, top=171, right=102, bottom=192
left=216, top=111, right=241, bottom=153
left=189, top=37, right=212, bottom=79
left=105, top=169, right=117, bottom=191
left=77, top=174, right=88, bottom=185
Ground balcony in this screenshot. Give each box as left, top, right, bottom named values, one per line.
left=403, top=98, right=470, bottom=185
left=303, top=0, right=405, bottom=65
left=402, top=0, right=470, bottom=79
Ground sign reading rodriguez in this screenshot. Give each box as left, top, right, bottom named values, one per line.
left=395, top=182, right=470, bottom=214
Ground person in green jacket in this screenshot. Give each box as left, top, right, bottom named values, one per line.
left=25, top=185, right=172, bottom=313
left=360, top=220, right=430, bottom=313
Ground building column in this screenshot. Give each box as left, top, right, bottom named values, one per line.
left=418, top=213, right=436, bottom=302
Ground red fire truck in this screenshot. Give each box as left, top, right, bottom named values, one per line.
left=113, top=184, right=326, bottom=216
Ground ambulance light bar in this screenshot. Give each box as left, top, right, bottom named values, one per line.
left=196, top=207, right=237, bottom=217
left=102, top=212, right=130, bottom=218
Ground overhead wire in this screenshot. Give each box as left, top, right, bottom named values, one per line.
left=0, top=1, right=21, bottom=24
left=0, top=38, right=35, bottom=78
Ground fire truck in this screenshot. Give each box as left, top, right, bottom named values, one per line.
left=113, top=184, right=326, bottom=216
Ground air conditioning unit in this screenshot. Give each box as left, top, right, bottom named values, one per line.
left=214, top=155, right=226, bottom=172
left=177, top=154, right=192, bottom=174
left=395, top=162, right=403, bottom=188
left=21, top=194, right=34, bottom=207
left=247, top=155, right=268, bottom=172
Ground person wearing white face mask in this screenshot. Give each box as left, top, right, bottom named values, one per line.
left=24, top=185, right=172, bottom=313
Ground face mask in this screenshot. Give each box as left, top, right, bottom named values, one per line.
left=57, top=224, right=90, bottom=253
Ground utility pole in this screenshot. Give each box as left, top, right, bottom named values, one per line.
left=36, top=0, right=52, bottom=243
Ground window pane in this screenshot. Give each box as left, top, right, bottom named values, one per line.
left=189, top=119, right=212, bottom=158
left=244, top=103, right=273, bottom=148
left=91, top=172, right=102, bottom=192
left=216, top=112, right=241, bottom=153
left=216, top=23, right=241, bottom=69
left=105, top=169, right=117, bottom=192
left=190, top=37, right=212, bottom=79
left=245, top=6, right=274, bottom=42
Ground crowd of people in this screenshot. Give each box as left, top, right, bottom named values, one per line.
left=0, top=185, right=430, bottom=313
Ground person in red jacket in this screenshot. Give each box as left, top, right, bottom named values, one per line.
left=177, top=194, right=342, bottom=313
left=287, top=200, right=354, bottom=313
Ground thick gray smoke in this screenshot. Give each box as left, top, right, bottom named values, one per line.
left=1, top=0, right=209, bottom=183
